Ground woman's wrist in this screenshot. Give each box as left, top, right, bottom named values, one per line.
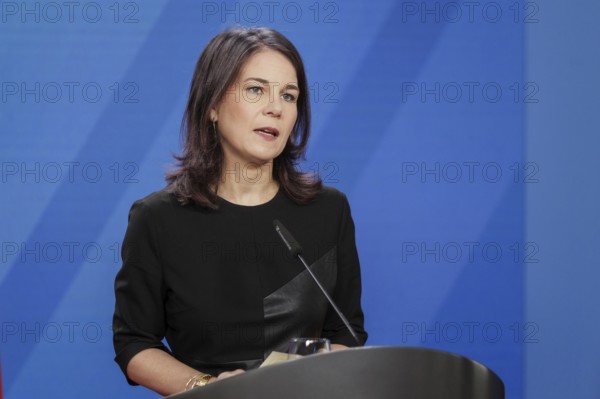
left=185, top=373, right=214, bottom=390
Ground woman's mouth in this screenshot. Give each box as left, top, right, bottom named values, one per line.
left=253, top=127, right=280, bottom=140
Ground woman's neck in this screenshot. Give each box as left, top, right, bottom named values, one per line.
left=216, top=159, right=279, bottom=206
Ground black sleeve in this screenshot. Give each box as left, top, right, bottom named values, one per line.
left=112, top=200, right=170, bottom=385
left=321, top=192, right=368, bottom=347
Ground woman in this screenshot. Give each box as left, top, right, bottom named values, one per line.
left=113, top=27, right=367, bottom=396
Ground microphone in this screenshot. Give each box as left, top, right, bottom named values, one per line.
left=272, top=219, right=361, bottom=346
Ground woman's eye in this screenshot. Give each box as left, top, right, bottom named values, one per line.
left=247, top=86, right=263, bottom=95
left=282, top=93, right=297, bottom=102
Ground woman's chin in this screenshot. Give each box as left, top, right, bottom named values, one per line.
left=246, top=148, right=284, bottom=165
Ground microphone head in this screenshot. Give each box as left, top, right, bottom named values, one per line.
left=272, top=219, right=303, bottom=257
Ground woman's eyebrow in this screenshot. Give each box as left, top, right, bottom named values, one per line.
left=243, top=77, right=299, bottom=91
left=283, top=83, right=299, bottom=91
left=243, top=77, right=269, bottom=85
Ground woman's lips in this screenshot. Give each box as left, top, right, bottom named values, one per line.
left=253, top=127, right=280, bottom=141
left=254, top=129, right=278, bottom=141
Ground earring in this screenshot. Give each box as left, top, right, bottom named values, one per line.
left=212, top=120, right=217, bottom=133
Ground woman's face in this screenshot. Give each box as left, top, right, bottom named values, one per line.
left=211, top=49, right=299, bottom=168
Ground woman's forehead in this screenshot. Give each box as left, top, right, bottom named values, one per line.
left=237, top=50, right=298, bottom=83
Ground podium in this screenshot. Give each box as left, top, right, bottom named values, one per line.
left=167, top=346, right=504, bottom=399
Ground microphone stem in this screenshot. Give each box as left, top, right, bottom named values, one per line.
left=297, top=253, right=361, bottom=346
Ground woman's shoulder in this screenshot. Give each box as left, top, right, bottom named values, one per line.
left=298, top=185, right=351, bottom=218
left=128, top=188, right=182, bottom=214
left=313, top=185, right=350, bottom=206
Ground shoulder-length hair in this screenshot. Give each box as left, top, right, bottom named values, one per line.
left=166, top=26, right=322, bottom=208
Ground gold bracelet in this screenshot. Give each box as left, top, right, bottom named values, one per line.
left=185, top=373, right=213, bottom=390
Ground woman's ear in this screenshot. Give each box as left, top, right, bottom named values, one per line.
left=209, top=108, right=218, bottom=122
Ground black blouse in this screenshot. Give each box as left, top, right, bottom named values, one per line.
left=112, top=185, right=367, bottom=383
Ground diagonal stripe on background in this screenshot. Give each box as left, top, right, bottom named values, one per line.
left=0, top=1, right=216, bottom=391
left=431, top=182, right=524, bottom=399
left=309, top=0, right=448, bottom=194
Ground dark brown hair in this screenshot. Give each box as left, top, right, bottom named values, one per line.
left=166, top=27, right=322, bottom=208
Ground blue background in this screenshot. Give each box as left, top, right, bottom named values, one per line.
left=0, top=1, right=598, bottom=398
